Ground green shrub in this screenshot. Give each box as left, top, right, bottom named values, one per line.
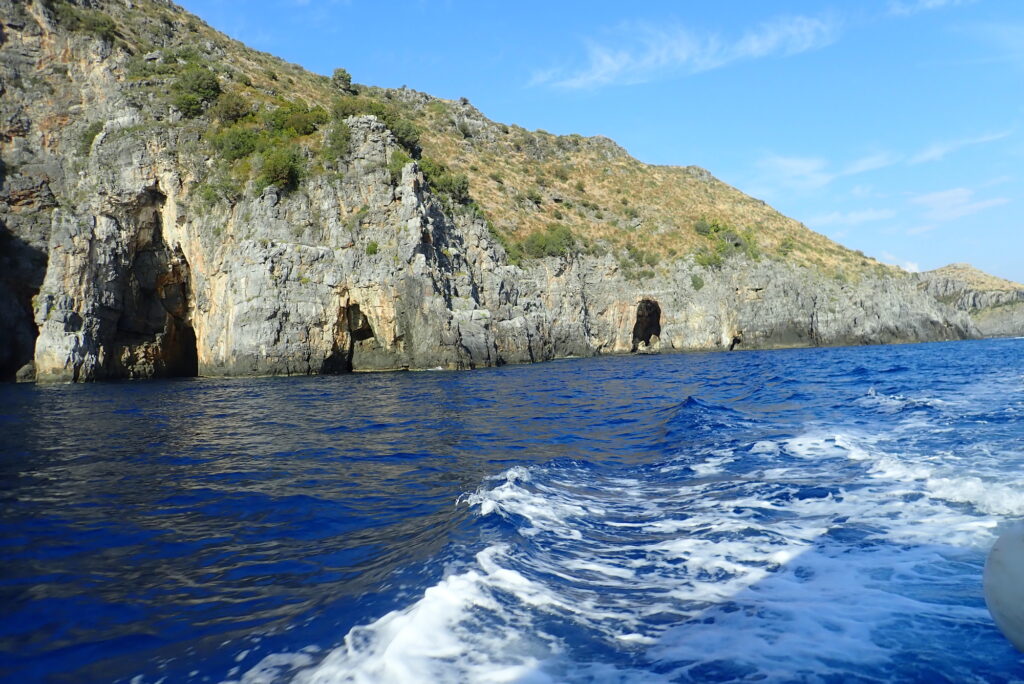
left=388, top=117, right=420, bottom=151
left=210, top=127, right=258, bottom=161
left=257, top=146, right=303, bottom=191
left=388, top=149, right=412, bottom=183
left=324, top=121, right=352, bottom=159
left=77, top=121, right=103, bottom=155
left=49, top=2, right=117, bottom=42
left=523, top=223, right=575, bottom=258
left=366, top=241, right=379, bottom=255
left=264, top=102, right=328, bottom=136
left=691, top=273, right=705, bottom=291
left=172, top=65, right=221, bottom=117
left=695, top=249, right=723, bottom=269
left=419, top=157, right=470, bottom=205
left=332, top=67, right=352, bottom=91
left=210, top=92, right=251, bottom=123
left=525, top=187, right=542, bottom=205
left=196, top=176, right=241, bottom=207
left=331, top=96, right=419, bottom=151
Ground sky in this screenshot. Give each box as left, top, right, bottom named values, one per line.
left=177, top=0, right=1024, bottom=282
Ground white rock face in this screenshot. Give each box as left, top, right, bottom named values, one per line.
left=984, top=524, right=1024, bottom=652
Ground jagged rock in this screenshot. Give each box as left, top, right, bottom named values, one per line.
left=918, top=264, right=1024, bottom=338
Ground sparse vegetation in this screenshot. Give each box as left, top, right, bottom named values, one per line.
left=209, top=92, right=251, bottom=123
left=331, top=67, right=352, bottom=92
left=523, top=223, right=575, bottom=258
left=56, top=0, right=882, bottom=281
left=388, top=149, right=412, bottom=183
left=47, top=1, right=117, bottom=42
left=324, top=121, right=352, bottom=159
left=263, top=102, right=328, bottom=136
left=209, top=127, right=258, bottom=161
left=171, top=65, right=221, bottom=117
left=257, top=146, right=303, bottom=191
left=332, top=95, right=420, bottom=151
left=77, top=121, right=104, bottom=155
left=419, top=157, right=470, bottom=206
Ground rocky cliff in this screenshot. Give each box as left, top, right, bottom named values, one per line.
left=0, top=0, right=983, bottom=382
left=918, top=264, right=1024, bottom=338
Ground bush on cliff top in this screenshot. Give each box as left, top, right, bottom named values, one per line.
left=332, top=95, right=420, bottom=152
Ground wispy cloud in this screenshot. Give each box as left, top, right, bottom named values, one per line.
left=532, top=14, right=840, bottom=89
left=880, top=251, right=921, bottom=273
left=888, top=0, right=977, bottom=17
left=755, top=151, right=900, bottom=192
left=908, top=130, right=1012, bottom=164
left=809, top=208, right=897, bottom=227
left=755, top=128, right=1011, bottom=195
left=909, top=187, right=1010, bottom=221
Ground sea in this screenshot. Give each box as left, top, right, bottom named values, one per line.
left=1, top=338, right=1023, bottom=683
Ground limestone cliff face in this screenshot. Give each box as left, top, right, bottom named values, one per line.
left=917, top=264, right=1024, bottom=338
left=0, top=0, right=980, bottom=382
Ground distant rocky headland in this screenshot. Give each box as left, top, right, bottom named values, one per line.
left=1, top=0, right=1021, bottom=383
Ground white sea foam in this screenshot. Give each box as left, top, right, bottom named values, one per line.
left=240, top=394, right=1023, bottom=682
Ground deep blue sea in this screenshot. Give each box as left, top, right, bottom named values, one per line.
left=2, top=339, right=1023, bottom=683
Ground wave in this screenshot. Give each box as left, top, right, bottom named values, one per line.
left=237, top=423, right=1021, bottom=683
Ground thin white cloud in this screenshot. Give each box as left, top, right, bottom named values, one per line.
left=888, top=0, right=977, bottom=16
left=533, top=14, right=840, bottom=89
left=755, top=155, right=833, bottom=191
left=909, top=130, right=1012, bottom=164
left=809, top=208, right=897, bottom=227
left=906, top=224, right=938, bottom=235
left=755, top=128, right=1011, bottom=196
left=756, top=151, right=900, bottom=192
left=880, top=251, right=921, bottom=272
left=909, top=187, right=1010, bottom=221
left=842, top=152, right=901, bottom=175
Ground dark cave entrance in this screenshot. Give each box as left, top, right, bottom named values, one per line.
left=321, top=302, right=375, bottom=374
left=112, top=187, right=198, bottom=378
left=631, top=299, right=661, bottom=352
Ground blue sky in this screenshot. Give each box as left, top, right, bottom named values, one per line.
left=178, top=0, right=1024, bottom=282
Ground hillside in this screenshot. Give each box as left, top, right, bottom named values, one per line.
left=918, top=264, right=1024, bottom=338
left=0, top=0, right=981, bottom=381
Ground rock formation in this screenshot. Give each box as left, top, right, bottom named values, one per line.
left=917, top=264, right=1024, bottom=338
left=0, top=0, right=992, bottom=383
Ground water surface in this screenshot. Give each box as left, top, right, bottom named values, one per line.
left=1, top=339, right=1023, bottom=682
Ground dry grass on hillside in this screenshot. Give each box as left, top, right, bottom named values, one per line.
left=99, top=0, right=897, bottom=281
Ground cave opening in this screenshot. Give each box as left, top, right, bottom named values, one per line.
left=631, top=299, right=662, bottom=352
left=321, top=302, right=375, bottom=374
left=112, top=187, right=198, bottom=378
